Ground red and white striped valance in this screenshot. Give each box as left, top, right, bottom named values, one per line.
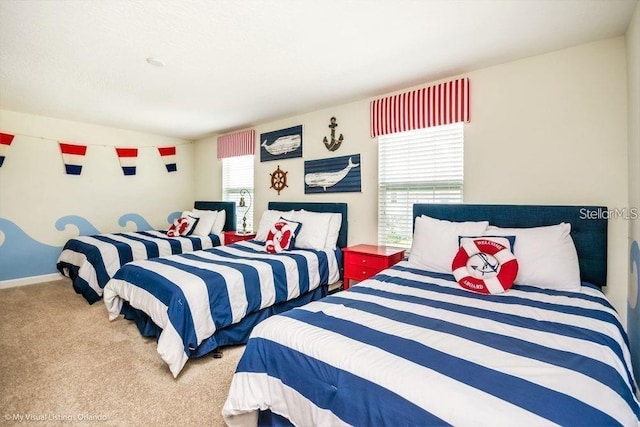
left=370, top=77, right=470, bottom=138
left=217, top=130, right=256, bottom=159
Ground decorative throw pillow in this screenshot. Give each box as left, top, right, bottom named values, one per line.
left=265, top=220, right=300, bottom=253
left=255, top=210, right=294, bottom=242
left=167, top=215, right=199, bottom=237
left=452, top=236, right=518, bottom=294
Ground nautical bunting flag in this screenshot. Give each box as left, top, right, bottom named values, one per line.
left=0, top=132, right=15, bottom=167
left=116, top=147, right=138, bottom=175
left=158, top=146, right=177, bottom=172
left=59, top=141, right=88, bottom=175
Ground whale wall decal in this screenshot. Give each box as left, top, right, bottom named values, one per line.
left=629, top=240, right=640, bottom=381
left=304, top=154, right=361, bottom=194
left=0, top=213, right=171, bottom=281
left=260, top=125, right=303, bottom=162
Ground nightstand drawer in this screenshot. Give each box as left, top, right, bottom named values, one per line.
left=344, top=253, right=387, bottom=270
left=224, top=231, right=256, bottom=245
left=341, top=244, right=405, bottom=290
left=345, top=265, right=384, bottom=281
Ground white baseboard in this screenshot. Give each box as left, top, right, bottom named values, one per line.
left=0, top=273, right=66, bottom=290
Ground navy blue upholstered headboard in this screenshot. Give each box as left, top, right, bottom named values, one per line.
left=412, top=204, right=608, bottom=288
left=268, top=202, right=348, bottom=248
left=193, top=201, right=237, bottom=232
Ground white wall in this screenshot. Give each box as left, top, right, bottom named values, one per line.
left=465, top=37, right=629, bottom=320
left=195, top=37, right=630, bottom=318
left=0, top=110, right=194, bottom=282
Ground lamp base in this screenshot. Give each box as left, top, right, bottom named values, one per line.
left=236, top=230, right=254, bottom=235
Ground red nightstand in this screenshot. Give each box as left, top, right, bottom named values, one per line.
left=224, top=231, right=257, bottom=245
left=342, top=244, right=405, bottom=290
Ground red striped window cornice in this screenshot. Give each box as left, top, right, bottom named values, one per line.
left=217, top=130, right=256, bottom=159
left=370, top=78, right=470, bottom=138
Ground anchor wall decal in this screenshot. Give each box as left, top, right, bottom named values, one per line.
left=323, top=116, right=344, bottom=151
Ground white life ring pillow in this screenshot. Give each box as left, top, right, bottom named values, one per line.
left=265, top=221, right=293, bottom=253
left=451, top=238, right=518, bottom=294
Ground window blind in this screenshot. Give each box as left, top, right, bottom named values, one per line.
left=378, top=122, right=464, bottom=249
left=222, top=155, right=254, bottom=231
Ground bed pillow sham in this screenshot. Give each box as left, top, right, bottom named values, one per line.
left=321, top=211, right=342, bottom=249
left=186, top=209, right=218, bottom=237
left=211, top=209, right=226, bottom=235
left=291, top=210, right=333, bottom=250
left=192, top=208, right=226, bottom=235
left=485, top=222, right=581, bottom=291
left=408, top=215, right=490, bottom=273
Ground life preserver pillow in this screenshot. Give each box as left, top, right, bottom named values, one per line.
left=451, top=237, right=518, bottom=294
left=265, top=221, right=295, bottom=253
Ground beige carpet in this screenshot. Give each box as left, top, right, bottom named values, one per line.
left=0, top=280, right=244, bottom=426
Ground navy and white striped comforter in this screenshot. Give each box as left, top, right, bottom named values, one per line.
left=57, top=230, right=219, bottom=303
left=223, top=261, right=640, bottom=427
left=103, top=241, right=340, bottom=378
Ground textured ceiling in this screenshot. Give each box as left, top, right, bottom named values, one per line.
left=0, top=0, right=637, bottom=140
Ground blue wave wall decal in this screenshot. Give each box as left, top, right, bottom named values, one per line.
left=167, top=211, right=181, bottom=224
left=118, top=213, right=153, bottom=231
left=629, top=240, right=640, bottom=380
left=55, top=215, right=101, bottom=235
left=1, top=212, right=171, bottom=282
left=0, top=218, right=62, bottom=281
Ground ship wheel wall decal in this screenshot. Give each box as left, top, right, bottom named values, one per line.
left=269, top=165, right=288, bottom=195
left=323, top=117, right=343, bottom=151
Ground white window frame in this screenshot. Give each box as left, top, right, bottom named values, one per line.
left=222, top=154, right=254, bottom=232
left=378, top=123, right=464, bottom=249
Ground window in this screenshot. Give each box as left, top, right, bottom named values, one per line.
left=378, top=122, right=464, bottom=249
left=222, top=155, right=254, bottom=232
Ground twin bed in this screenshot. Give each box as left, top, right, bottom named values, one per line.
left=102, top=201, right=348, bottom=377
left=56, top=201, right=236, bottom=303
left=222, top=204, right=640, bottom=426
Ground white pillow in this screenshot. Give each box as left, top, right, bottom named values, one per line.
left=408, top=215, right=489, bottom=273
left=291, top=210, right=333, bottom=250
left=324, top=212, right=342, bottom=249
left=188, top=209, right=218, bottom=237
left=485, top=223, right=581, bottom=291
left=255, top=210, right=294, bottom=242
left=297, top=210, right=341, bottom=249
left=212, top=209, right=226, bottom=235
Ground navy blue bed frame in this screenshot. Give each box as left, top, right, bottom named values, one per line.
left=412, top=204, right=608, bottom=288
left=193, top=200, right=237, bottom=232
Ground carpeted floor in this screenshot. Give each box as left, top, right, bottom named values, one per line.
left=0, top=279, right=244, bottom=426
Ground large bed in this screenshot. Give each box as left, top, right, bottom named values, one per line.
left=222, top=204, right=640, bottom=426
left=57, top=201, right=236, bottom=304
left=103, top=201, right=348, bottom=378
